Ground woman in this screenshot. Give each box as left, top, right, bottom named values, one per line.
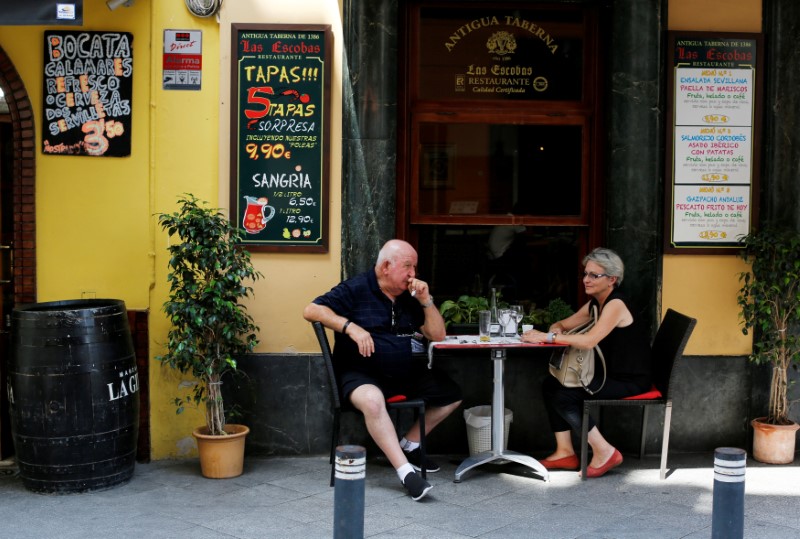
left=521, top=247, right=652, bottom=478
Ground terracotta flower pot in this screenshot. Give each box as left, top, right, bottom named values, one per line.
left=192, top=424, right=250, bottom=478
left=751, top=417, right=799, bottom=464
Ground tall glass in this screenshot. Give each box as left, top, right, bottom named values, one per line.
left=478, top=310, right=492, bottom=342
left=497, top=309, right=513, bottom=337
left=509, top=305, right=524, bottom=335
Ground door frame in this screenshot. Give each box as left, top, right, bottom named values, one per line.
left=0, top=46, right=37, bottom=460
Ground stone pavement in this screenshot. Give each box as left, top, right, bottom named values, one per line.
left=1, top=451, right=799, bottom=538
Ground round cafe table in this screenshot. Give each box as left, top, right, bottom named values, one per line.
left=428, top=336, right=566, bottom=483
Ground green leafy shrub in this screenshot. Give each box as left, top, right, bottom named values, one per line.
left=439, top=295, right=490, bottom=327
left=156, top=194, right=263, bottom=436
left=522, top=298, right=574, bottom=328
left=737, top=226, right=800, bottom=425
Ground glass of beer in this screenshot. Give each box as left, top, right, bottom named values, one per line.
left=478, top=310, right=492, bottom=342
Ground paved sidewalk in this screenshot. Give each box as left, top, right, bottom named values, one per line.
left=1, top=451, right=799, bottom=538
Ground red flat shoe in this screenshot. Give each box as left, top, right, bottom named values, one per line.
left=585, top=449, right=623, bottom=478
left=540, top=454, right=579, bottom=470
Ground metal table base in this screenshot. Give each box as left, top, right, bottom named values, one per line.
left=454, top=348, right=550, bottom=483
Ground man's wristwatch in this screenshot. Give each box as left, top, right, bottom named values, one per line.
left=421, top=296, right=434, bottom=308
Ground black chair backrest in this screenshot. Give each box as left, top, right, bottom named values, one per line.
left=312, top=321, right=342, bottom=412
left=650, top=309, right=697, bottom=398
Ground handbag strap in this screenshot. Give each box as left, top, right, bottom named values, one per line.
left=580, top=305, right=607, bottom=395
left=565, top=304, right=599, bottom=335
left=582, top=344, right=606, bottom=395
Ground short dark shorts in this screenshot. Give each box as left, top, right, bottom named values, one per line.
left=338, top=356, right=462, bottom=408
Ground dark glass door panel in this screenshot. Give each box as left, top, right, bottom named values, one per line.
left=415, top=121, right=584, bottom=220
left=416, top=225, right=584, bottom=309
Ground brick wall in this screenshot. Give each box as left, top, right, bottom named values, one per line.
left=0, top=47, right=36, bottom=306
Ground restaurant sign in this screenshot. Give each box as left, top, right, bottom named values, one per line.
left=665, top=32, right=762, bottom=253
left=417, top=8, right=586, bottom=101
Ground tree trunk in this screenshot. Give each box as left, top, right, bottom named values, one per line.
left=768, top=363, right=789, bottom=424
left=206, top=377, right=226, bottom=435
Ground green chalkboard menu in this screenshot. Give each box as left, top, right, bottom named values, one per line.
left=230, top=24, right=331, bottom=252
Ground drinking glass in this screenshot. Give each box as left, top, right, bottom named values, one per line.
left=497, top=309, right=513, bottom=337
left=510, top=305, right=524, bottom=335
left=478, top=310, right=492, bottom=342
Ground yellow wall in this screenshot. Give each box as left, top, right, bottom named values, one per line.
left=0, top=0, right=344, bottom=459
left=149, top=1, right=344, bottom=458
left=669, top=0, right=761, bottom=32
left=146, top=3, right=230, bottom=459
left=0, top=1, right=154, bottom=309
left=663, top=0, right=761, bottom=356
left=216, top=0, right=344, bottom=356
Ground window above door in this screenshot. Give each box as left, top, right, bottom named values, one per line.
left=412, top=5, right=591, bottom=103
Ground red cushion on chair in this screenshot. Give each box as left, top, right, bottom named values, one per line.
left=623, top=385, right=662, bottom=400
left=386, top=395, right=408, bottom=403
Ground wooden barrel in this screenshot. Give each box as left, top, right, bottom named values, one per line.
left=8, top=299, right=139, bottom=493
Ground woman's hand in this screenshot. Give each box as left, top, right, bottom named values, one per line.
left=521, top=329, right=551, bottom=343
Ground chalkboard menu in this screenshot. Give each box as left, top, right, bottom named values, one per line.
left=230, top=24, right=331, bottom=252
left=665, top=32, right=762, bottom=253
left=42, top=31, right=133, bottom=157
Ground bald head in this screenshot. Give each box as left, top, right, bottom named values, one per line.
left=376, top=239, right=416, bottom=267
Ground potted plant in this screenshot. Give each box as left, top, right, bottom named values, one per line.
left=439, top=294, right=492, bottom=334
left=522, top=298, right=574, bottom=328
left=157, top=194, right=263, bottom=478
left=737, top=226, right=800, bottom=464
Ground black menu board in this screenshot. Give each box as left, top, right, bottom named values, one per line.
left=230, top=24, right=331, bottom=253
left=42, top=30, right=133, bottom=157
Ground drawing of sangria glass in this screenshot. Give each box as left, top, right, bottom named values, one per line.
left=242, top=196, right=276, bottom=234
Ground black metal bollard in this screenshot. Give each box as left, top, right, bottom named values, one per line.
left=333, top=445, right=366, bottom=539
left=711, top=447, right=746, bottom=539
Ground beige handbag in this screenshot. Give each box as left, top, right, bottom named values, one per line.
left=548, top=305, right=606, bottom=394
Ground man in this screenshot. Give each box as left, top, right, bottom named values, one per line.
left=303, top=239, right=462, bottom=501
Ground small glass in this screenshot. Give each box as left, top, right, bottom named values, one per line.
left=478, top=310, right=492, bottom=342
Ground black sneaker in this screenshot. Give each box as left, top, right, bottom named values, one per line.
left=404, top=448, right=440, bottom=473
left=402, top=471, right=432, bottom=501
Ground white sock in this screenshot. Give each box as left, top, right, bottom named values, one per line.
left=399, top=437, right=420, bottom=452
left=397, top=463, right=415, bottom=482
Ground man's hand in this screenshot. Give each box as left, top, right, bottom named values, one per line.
left=346, top=322, right=375, bottom=357
left=407, top=278, right=432, bottom=306
left=409, top=278, right=446, bottom=342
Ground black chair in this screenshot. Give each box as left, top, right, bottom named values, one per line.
left=580, top=308, right=697, bottom=480
left=311, top=321, right=427, bottom=486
